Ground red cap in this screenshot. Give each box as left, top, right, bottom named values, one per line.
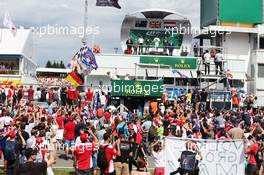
left=9, top=131, right=16, bottom=138
left=36, top=137, right=43, bottom=144
left=80, top=133, right=88, bottom=142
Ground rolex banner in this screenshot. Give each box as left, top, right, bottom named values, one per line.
left=164, top=137, right=245, bottom=175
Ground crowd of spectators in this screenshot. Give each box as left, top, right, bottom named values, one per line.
left=0, top=62, right=18, bottom=74
left=37, top=77, right=68, bottom=87
left=0, top=85, right=262, bottom=175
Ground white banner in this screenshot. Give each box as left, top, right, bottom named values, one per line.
left=165, top=137, right=245, bottom=175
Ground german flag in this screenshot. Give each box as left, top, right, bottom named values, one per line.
left=65, top=70, right=84, bottom=87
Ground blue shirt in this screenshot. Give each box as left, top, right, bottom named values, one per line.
left=116, top=122, right=128, bottom=138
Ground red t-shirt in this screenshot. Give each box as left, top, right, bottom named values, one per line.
left=67, top=90, right=75, bottom=100
left=74, top=142, right=95, bottom=170
left=56, top=115, right=66, bottom=129
left=73, top=90, right=79, bottom=100
left=7, top=89, right=13, bottom=99
left=86, top=92, right=93, bottom=102
left=248, top=143, right=259, bottom=165
left=28, top=89, right=34, bottom=100
left=100, top=144, right=118, bottom=173
left=64, top=121, right=76, bottom=140
left=104, top=112, right=111, bottom=123
left=48, top=91, right=54, bottom=100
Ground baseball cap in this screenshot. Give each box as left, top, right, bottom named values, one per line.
left=80, top=133, right=88, bottom=142
left=36, top=137, right=43, bottom=144
left=25, top=148, right=38, bottom=159
left=9, top=130, right=16, bottom=138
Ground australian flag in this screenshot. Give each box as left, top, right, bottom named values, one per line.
left=96, top=0, right=121, bottom=9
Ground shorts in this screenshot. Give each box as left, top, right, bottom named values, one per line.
left=64, top=139, right=75, bottom=148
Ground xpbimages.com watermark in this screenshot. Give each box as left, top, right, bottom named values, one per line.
left=21, top=24, right=231, bottom=38
left=28, top=24, right=100, bottom=38
left=164, top=24, right=232, bottom=37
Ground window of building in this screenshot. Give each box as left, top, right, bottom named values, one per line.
left=258, top=64, right=264, bottom=77
left=260, top=37, right=264, bottom=49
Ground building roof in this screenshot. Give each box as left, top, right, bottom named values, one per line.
left=36, top=67, right=71, bottom=74
left=0, top=28, right=33, bottom=59
left=129, top=9, right=187, bottom=19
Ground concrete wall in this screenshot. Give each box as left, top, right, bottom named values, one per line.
left=254, top=50, right=264, bottom=106
left=223, top=32, right=251, bottom=91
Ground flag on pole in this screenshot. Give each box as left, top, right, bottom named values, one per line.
left=96, top=0, right=121, bottom=9
left=3, top=10, right=16, bottom=33
left=65, top=70, right=84, bottom=87
left=76, top=45, right=98, bottom=75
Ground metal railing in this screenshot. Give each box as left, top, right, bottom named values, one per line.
left=125, top=43, right=186, bottom=55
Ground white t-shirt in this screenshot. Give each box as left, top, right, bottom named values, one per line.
left=154, top=37, right=160, bottom=47
left=25, top=123, right=35, bottom=136
left=26, top=136, right=36, bottom=148
left=153, top=150, right=165, bottom=167
left=215, top=53, right=223, bottom=62
left=144, top=101, right=150, bottom=109
left=138, top=38, right=144, bottom=44
left=100, top=95, right=107, bottom=105
left=204, top=53, right=211, bottom=63
left=0, top=116, right=13, bottom=126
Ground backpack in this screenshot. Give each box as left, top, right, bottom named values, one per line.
left=255, top=143, right=263, bottom=168
left=148, top=124, right=157, bottom=142
left=97, top=145, right=108, bottom=170
left=4, top=140, right=16, bottom=162
left=180, top=151, right=198, bottom=172
left=118, top=124, right=126, bottom=135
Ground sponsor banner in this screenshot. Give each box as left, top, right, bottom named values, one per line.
left=0, top=80, right=22, bottom=86
left=165, top=137, right=245, bottom=175
left=140, top=56, right=197, bottom=69
left=111, top=80, right=163, bottom=97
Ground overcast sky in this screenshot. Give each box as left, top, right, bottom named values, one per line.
left=0, top=0, right=200, bottom=66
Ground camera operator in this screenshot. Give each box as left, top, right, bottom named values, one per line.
left=170, top=140, right=202, bottom=175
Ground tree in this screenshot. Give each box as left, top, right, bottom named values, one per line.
left=60, top=61, right=66, bottom=68
left=52, top=61, right=58, bottom=68
left=46, top=60, right=52, bottom=68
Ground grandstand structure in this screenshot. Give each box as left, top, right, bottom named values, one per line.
left=0, top=28, right=37, bottom=85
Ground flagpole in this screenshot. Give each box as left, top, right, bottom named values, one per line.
left=82, top=0, right=88, bottom=90
left=82, top=0, right=88, bottom=45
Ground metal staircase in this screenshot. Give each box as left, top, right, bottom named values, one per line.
left=196, top=58, right=228, bottom=90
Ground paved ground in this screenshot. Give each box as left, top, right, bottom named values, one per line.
left=54, top=151, right=155, bottom=169
left=0, top=150, right=155, bottom=169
